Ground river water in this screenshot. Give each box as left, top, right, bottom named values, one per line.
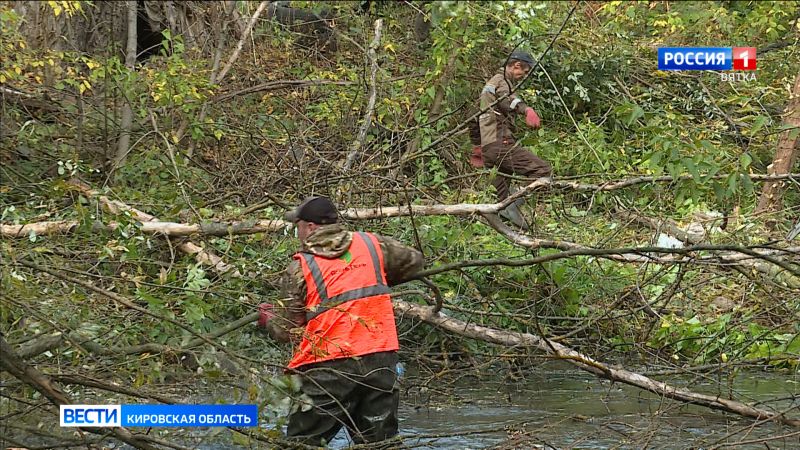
left=4, top=362, right=798, bottom=449
left=325, top=362, right=800, bottom=449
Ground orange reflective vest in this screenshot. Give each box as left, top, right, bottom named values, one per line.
left=287, top=232, right=399, bottom=369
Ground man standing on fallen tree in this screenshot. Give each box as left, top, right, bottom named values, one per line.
left=257, top=196, right=424, bottom=446
left=476, top=50, right=552, bottom=229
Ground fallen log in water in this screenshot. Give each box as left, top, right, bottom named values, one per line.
left=394, top=299, right=800, bottom=428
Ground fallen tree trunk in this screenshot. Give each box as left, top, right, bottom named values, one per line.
left=5, top=216, right=797, bottom=280
left=1, top=219, right=288, bottom=238
left=1, top=220, right=80, bottom=237
left=482, top=212, right=800, bottom=278
left=67, top=181, right=241, bottom=277
left=338, top=174, right=800, bottom=220
left=139, top=219, right=288, bottom=236
left=616, top=210, right=706, bottom=245
left=615, top=211, right=800, bottom=288
left=393, top=299, right=800, bottom=427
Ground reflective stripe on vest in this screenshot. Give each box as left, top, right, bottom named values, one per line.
left=299, top=232, right=390, bottom=321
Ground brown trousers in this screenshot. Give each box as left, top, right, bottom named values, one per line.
left=481, top=141, right=552, bottom=200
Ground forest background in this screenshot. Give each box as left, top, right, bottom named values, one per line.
left=1, top=1, right=799, bottom=448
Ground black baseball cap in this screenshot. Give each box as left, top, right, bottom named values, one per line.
left=284, top=196, right=339, bottom=224
left=509, top=50, right=536, bottom=66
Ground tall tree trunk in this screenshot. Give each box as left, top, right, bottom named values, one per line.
left=111, top=0, right=138, bottom=176
left=756, top=72, right=800, bottom=215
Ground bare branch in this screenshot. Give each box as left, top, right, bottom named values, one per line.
left=344, top=19, right=383, bottom=170
left=215, top=0, right=269, bottom=84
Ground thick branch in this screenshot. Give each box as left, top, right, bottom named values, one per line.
left=215, top=1, right=269, bottom=84
left=68, top=180, right=240, bottom=276
left=0, top=335, right=161, bottom=450
left=344, top=19, right=383, bottom=170
left=394, top=300, right=800, bottom=427
left=1, top=220, right=80, bottom=237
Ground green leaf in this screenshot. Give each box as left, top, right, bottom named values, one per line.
left=699, top=140, right=716, bottom=152
left=727, top=173, right=738, bottom=193
left=741, top=174, right=754, bottom=195
left=750, top=115, right=768, bottom=135
left=682, top=158, right=700, bottom=182
left=786, top=336, right=800, bottom=355
left=740, top=153, right=752, bottom=170
left=626, top=105, right=644, bottom=126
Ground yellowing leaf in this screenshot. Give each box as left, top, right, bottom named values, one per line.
left=383, top=42, right=396, bottom=53
left=48, top=1, right=63, bottom=17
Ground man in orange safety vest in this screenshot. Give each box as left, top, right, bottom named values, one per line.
left=259, top=196, right=424, bottom=446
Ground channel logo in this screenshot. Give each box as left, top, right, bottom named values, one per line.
left=60, top=404, right=258, bottom=427
left=61, top=405, right=121, bottom=427
left=658, top=47, right=756, bottom=71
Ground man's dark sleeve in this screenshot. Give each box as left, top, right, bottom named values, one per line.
left=265, top=259, right=307, bottom=343
left=374, top=235, right=425, bottom=286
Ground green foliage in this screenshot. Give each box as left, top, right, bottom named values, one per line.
left=2, top=2, right=799, bottom=425
left=652, top=312, right=799, bottom=366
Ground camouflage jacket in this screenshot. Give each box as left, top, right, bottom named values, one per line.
left=265, top=224, right=425, bottom=343
left=478, top=69, right=529, bottom=147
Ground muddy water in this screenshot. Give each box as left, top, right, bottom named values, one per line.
left=326, top=362, right=800, bottom=449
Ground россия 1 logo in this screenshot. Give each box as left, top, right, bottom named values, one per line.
left=658, top=47, right=756, bottom=81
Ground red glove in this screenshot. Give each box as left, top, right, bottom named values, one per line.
left=525, top=107, right=541, bottom=129
left=257, top=303, right=275, bottom=328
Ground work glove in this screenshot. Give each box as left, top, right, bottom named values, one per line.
left=525, top=107, right=541, bottom=129
left=257, top=303, right=275, bottom=328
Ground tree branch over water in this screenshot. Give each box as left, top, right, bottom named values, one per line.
left=394, top=299, right=800, bottom=428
